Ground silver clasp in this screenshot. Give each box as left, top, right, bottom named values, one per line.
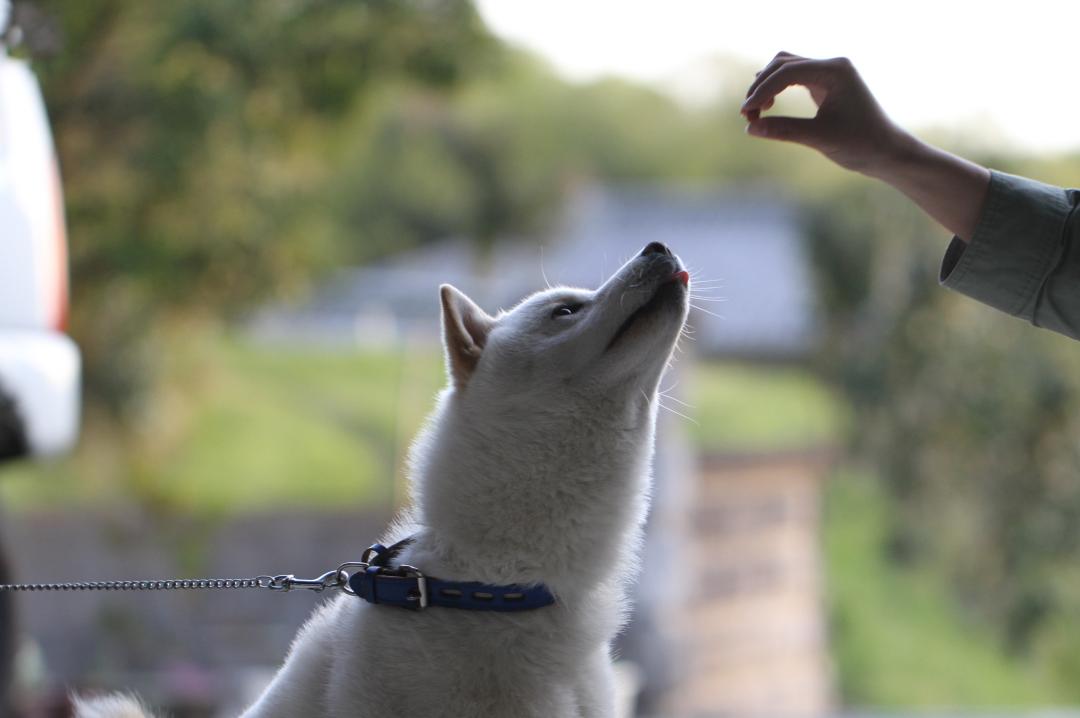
left=260, top=570, right=347, bottom=593
left=257, top=561, right=427, bottom=608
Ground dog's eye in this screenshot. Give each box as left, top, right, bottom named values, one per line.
left=551, top=303, right=583, bottom=319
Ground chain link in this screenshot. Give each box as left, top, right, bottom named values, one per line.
left=0, top=577, right=275, bottom=592
left=0, top=563, right=364, bottom=594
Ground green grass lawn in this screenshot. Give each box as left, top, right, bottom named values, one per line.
left=0, top=336, right=446, bottom=514
left=0, top=339, right=840, bottom=513
left=686, top=361, right=847, bottom=453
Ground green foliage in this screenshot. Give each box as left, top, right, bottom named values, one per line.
left=806, top=167, right=1080, bottom=698
left=21, top=0, right=491, bottom=414
left=825, top=468, right=1062, bottom=705
left=20, top=1, right=823, bottom=422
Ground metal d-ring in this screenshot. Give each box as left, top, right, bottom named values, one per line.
left=335, top=562, right=371, bottom=596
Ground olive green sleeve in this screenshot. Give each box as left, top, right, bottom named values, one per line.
left=939, top=170, right=1080, bottom=340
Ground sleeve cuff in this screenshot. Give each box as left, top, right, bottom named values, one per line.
left=939, top=170, right=1072, bottom=321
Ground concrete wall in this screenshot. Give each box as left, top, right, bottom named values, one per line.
left=1, top=508, right=389, bottom=715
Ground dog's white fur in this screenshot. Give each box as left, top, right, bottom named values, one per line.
left=72, top=695, right=152, bottom=718
left=77, top=248, right=688, bottom=718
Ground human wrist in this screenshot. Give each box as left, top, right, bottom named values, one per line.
left=859, top=125, right=924, bottom=183
left=858, top=129, right=991, bottom=241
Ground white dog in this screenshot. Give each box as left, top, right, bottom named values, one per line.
left=77, top=242, right=689, bottom=718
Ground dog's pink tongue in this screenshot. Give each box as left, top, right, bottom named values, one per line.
left=674, top=270, right=690, bottom=286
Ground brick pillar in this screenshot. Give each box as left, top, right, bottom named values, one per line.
left=664, top=450, right=834, bottom=718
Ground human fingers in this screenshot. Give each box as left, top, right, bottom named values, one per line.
left=744, top=100, right=775, bottom=118
left=744, top=51, right=804, bottom=100
left=741, top=60, right=831, bottom=116
left=745, top=115, right=819, bottom=145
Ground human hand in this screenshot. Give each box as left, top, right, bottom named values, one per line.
left=741, top=52, right=912, bottom=177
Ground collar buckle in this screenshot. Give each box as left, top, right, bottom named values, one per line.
left=396, top=565, right=428, bottom=609
left=344, top=537, right=555, bottom=612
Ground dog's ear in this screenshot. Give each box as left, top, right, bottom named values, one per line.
left=440, top=284, right=495, bottom=389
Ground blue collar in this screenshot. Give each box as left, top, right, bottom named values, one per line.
left=345, top=539, right=557, bottom=612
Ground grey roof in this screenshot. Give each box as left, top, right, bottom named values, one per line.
left=249, top=185, right=819, bottom=358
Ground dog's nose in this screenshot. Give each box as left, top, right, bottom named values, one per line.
left=640, top=242, right=672, bottom=257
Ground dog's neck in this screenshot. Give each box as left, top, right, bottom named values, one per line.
left=407, top=384, right=657, bottom=596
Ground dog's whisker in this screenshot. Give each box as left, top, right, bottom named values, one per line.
left=539, top=245, right=554, bottom=290
left=690, top=303, right=726, bottom=319
left=657, top=400, right=699, bottom=425
left=659, top=393, right=695, bottom=409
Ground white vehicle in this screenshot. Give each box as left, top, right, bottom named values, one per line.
left=0, top=0, right=80, bottom=461
left=0, top=4, right=80, bottom=710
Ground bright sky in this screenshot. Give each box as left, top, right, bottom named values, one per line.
left=476, top=0, right=1080, bottom=155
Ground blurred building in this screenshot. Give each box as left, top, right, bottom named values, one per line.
left=249, top=184, right=819, bottom=359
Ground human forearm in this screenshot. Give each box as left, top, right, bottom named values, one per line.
left=864, top=132, right=991, bottom=243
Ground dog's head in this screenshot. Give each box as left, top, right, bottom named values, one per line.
left=440, top=242, right=689, bottom=403
left=411, top=243, right=690, bottom=586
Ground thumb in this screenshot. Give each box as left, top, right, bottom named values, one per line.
left=746, top=116, right=819, bottom=146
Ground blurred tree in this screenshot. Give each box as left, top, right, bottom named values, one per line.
left=328, top=51, right=781, bottom=262
left=806, top=173, right=1080, bottom=697
left=16, top=0, right=800, bottom=423
left=17, top=0, right=493, bottom=415
left=9, top=1, right=813, bottom=523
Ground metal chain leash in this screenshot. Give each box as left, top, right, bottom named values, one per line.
left=0, top=577, right=271, bottom=592
left=0, top=564, right=368, bottom=594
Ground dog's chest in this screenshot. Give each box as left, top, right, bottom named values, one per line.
left=327, top=597, right=613, bottom=717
